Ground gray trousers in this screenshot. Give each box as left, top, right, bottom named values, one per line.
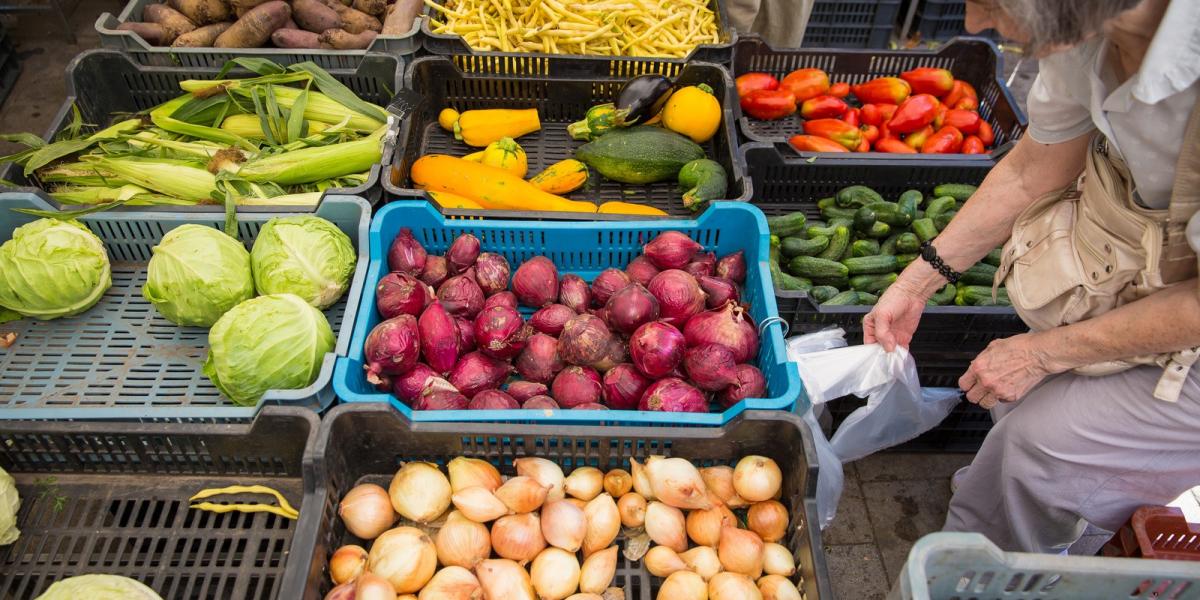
left=942, top=365, right=1200, bottom=553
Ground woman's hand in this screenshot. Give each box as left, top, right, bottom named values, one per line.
left=958, top=332, right=1056, bottom=409
left=863, top=281, right=928, bottom=352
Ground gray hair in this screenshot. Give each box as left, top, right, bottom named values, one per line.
left=985, top=0, right=1143, bottom=49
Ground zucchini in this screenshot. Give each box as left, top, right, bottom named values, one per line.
left=879, top=233, right=901, bottom=255
left=770, top=236, right=813, bottom=291
left=896, top=253, right=919, bottom=268
left=866, top=221, right=891, bottom=238
left=924, top=196, right=958, bottom=220
left=864, top=201, right=912, bottom=227
left=678, top=159, right=728, bottom=210
left=575, top=125, right=704, bottom=184
left=853, top=206, right=876, bottom=233
left=960, top=263, right=998, bottom=286
left=809, top=285, right=841, bottom=303
left=835, top=185, right=883, bottom=208
left=898, top=191, right=921, bottom=221
left=858, top=292, right=879, bottom=305
left=843, top=255, right=899, bottom=275
left=821, top=205, right=858, bottom=221
left=929, top=284, right=956, bottom=306
left=817, top=226, right=850, bottom=261
left=788, top=256, right=849, bottom=280
left=850, top=273, right=897, bottom=293
left=912, top=218, right=938, bottom=243
left=767, top=212, right=808, bottom=238
left=895, top=232, right=921, bottom=254
left=934, top=210, right=957, bottom=231
left=984, top=247, right=1004, bottom=267
left=821, top=290, right=860, bottom=306
left=851, top=239, right=880, bottom=257
left=956, top=285, right=1010, bottom=306
left=933, top=183, right=977, bottom=201
left=782, top=235, right=829, bottom=257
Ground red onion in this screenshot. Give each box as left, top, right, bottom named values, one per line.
left=643, top=231, right=701, bottom=270
left=602, top=364, right=651, bottom=410
left=391, top=364, right=439, bottom=404
left=474, top=253, right=511, bottom=296
left=683, top=301, right=759, bottom=364
left=388, top=227, right=426, bottom=275
left=685, top=252, right=716, bottom=278
left=416, top=389, right=469, bottom=410
left=438, top=274, right=485, bottom=319
left=559, top=274, right=591, bottom=314
left=420, top=255, right=449, bottom=289
left=449, top=351, right=511, bottom=398
left=456, top=317, right=476, bottom=353
left=591, top=307, right=610, bottom=327
left=363, top=315, right=420, bottom=385
left=558, top=314, right=614, bottom=367
left=715, top=251, right=746, bottom=284
left=683, top=343, right=740, bottom=391
left=523, top=395, right=559, bottom=410
left=483, top=291, right=518, bottom=312
left=638, top=378, right=708, bottom=412
left=418, top=303, right=460, bottom=373
left=717, top=364, right=766, bottom=407
left=573, top=403, right=608, bottom=410
left=551, top=366, right=603, bottom=408
left=590, top=268, right=631, bottom=307
left=628, top=321, right=686, bottom=378
left=376, top=272, right=434, bottom=319
left=512, top=256, right=559, bottom=308
left=515, top=333, right=565, bottom=384
left=591, top=338, right=628, bottom=373
left=447, top=233, right=481, bottom=273
left=468, top=389, right=520, bottom=410
left=506, top=381, right=548, bottom=403
left=698, top=275, right=740, bottom=309
left=474, top=305, right=529, bottom=359
left=625, top=256, right=660, bottom=287
left=605, top=283, right=659, bottom=334
left=529, top=304, right=575, bottom=336
left=648, top=269, right=707, bottom=327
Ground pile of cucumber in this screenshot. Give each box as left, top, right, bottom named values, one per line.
left=767, top=183, right=1010, bottom=307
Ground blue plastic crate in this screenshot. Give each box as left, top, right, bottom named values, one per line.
left=333, top=201, right=803, bottom=425
left=0, top=193, right=370, bottom=420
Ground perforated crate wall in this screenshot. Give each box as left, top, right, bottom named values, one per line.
left=803, top=0, right=902, bottom=49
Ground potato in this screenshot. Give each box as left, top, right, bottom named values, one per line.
left=293, top=0, right=339, bottom=33
left=167, top=0, right=231, bottom=25
left=351, top=0, right=385, bottom=16
left=172, top=21, right=233, bottom=46
left=214, top=0, right=291, bottom=47
left=117, top=22, right=169, bottom=45
left=319, top=27, right=376, bottom=49
left=143, top=3, right=197, bottom=41
left=316, top=0, right=380, bottom=33
left=380, top=0, right=420, bottom=34
left=272, top=28, right=322, bottom=48
left=281, top=17, right=298, bottom=29
left=229, top=0, right=269, bottom=17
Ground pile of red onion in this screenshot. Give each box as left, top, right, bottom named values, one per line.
left=363, top=228, right=767, bottom=413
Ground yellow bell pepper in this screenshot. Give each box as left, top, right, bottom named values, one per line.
left=464, top=137, right=528, bottom=178
left=528, top=158, right=588, bottom=194
left=661, top=84, right=721, bottom=144
left=452, top=108, right=541, bottom=147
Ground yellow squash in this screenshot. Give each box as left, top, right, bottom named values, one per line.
left=412, top=155, right=596, bottom=213
left=427, top=190, right=485, bottom=210
left=438, top=108, right=460, bottom=131
left=661, top=84, right=721, bottom=144
left=452, top=108, right=541, bottom=147
left=463, top=137, right=528, bottom=178
left=597, top=201, right=669, bottom=216
left=528, top=159, right=588, bottom=194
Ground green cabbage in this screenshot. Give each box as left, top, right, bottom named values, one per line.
left=143, top=224, right=255, bottom=327
left=0, top=466, right=18, bottom=546
left=203, top=293, right=335, bottom=406
left=35, top=574, right=163, bottom=600
left=0, top=218, right=111, bottom=320
left=250, top=216, right=355, bottom=309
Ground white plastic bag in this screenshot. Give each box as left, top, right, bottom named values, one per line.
left=788, top=329, right=961, bottom=528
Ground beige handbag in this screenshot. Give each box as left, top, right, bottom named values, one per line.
left=994, top=102, right=1200, bottom=402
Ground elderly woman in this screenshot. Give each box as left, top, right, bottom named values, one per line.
left=864, top=0, right=1200, bottom=553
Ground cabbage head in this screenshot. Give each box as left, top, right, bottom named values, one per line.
left=35, top=574, right=163, bottom=600
left=203, top=293, right=335, bottom=406
left=250, top=216, right=356, bottom=309
left=0, top=465, right=18, bottom=546
left=143, top=224, right=255, bottom=327
left=0, top=218, right=111, bottom=320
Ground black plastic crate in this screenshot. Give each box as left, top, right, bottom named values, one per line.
left=914, top=0, right=1003, bottom=42
left=282, top=403, right=831, bottom=600
left=0, top=49, right=400, bottom=210
left=803, top=0, right=902, bottom=49
left=383, top=55, right=750, bottom=220
left=0, top=407, right=318, bottom=598
left=0, top=26, right=19, bottom=109
left=732, top=35, right=1026, bottom=164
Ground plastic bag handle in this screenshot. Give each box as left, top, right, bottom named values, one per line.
left=758, top=315, right=789, bottom=338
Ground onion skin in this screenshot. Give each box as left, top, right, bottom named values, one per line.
left=709, top=572, right=762, bottom=600
left=450, top=486, right=509, bottom=523
left=364, top=315, right=421, bottom=385
left=758, top=574, right=803, bottom=600
left=558, top=314, right=614, bottom=367
left=733, top=455, right=782, bottom=503
left=698, top=275, right=740, bottom=309
left=531, top=547, right=581, bottom=600
left=679, top=546, right=722, bottom=581
left=559, top=274, right=592, bottom=313
left=512, top=256, right=560, bottom=308
left=646, top=456, right=712, bottom=511
left=496, top=476, right=551, bottom=514
left=644, top=501, right=688, bottom=552
left=418, top=565, right=482, bottom=600
left=388, top=227, right=427, bottom=275
left=643, top=231, right=702, bottom=270
left=552, top=366, right=604, bottom=408
left=657, top=570, right=708, bottom=600
left=762, top=542, right=796, bottom=577
left=683, top=343, right=740, bottom=392
left=474, top=252, right=512, bottom=297
left=581, top=492, right=620, bottom=556
left=514, top=457, right=566, bottom=502
left=476, top=558, right=536, bottom=600
left=685, top=251, right=716, bottom=279
left=644, top=545, right=688, bottom=578
left=448, top=456, right=503, bottom=492
left=579, top=545, right=618, bottom=594
left=683, top=301, right=759, bottom=364
left=435, top=511, right=492, bottom=569
left=483, top=290, right=518, bottom=312
left=419, top=302, right=460, bottom=374
left=541, top=499, right=587, bottom=552
left=589, top=268, right=631, bottom=307
left=648, top=269, right=707, bottom=327
left=329, top=544, right=368, bottom=585
left=447, top=233, right=481, bottom=273
left=416, top=389, right=470, bottom=410
left=717, top=364, right=766, bottom=408
left=718, top=526, right=764, bottom=579
left=523, top=395, right=559, bottom=409
left=564, top=467, right=604, bottom=502
left=515, top=333, right=565, bottom=384
left=490, top=514, right=546, bottom=564
left=389, top=462, right=451, bottom=523
left=355, top=572, right=397, bottom=600
left=700, top=466, right=748, bottom=508
left=368, top=526, right=438, bottom=593
left=715, top=251, right=746, bottom=284
left=456, top=317, right=477, bottom=353
left=628, top=321, right=686, bottom=379
left=748, top=500, right=790, bottom=543
left=639, top=378, right=708, bottom=413
left=626, top=255, right=660, bottom=287
left=449, top=351, right=512, bottom=398
left=590, top=338, right=628, bottom=374
left=572, top=402, right=608, bottom=410
left=601, top=364, right=651, bottom=410
left=474, top=305, right=530, bottom=360
left=506, top=380, right=549, bottom=402
left=605, top=283, right=660, bottom=334
left=420, top=255, right=449, bottom=289
left=686, top=504, right=738, bottom=547
left=438, top=275, right=486, bottom=319
left=603, top=469, right=632, bottom=498
left=617, top=492, right=646, bottom=528
left=529, top=304, right=576, bottom=336
left=392, top=364, right=438, bottom=404
left=468, top=389, right=520, bottom=410
left=377, top=272, right=434, bottom=319
left=339, top=483, right=396, bottom=540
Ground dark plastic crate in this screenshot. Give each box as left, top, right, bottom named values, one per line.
left=281, top=403, right=831, bottom=600
left=0, top=407, right=318, bottom=599
left=914, top=0, right=1003, bottom=43
left=0, top=49, right=400, bottom=211
left=803, top=0, right=902, bottom=49
left=732, top=36, right=1026, bottom=164
left=382, top=56, right=750, bottom=220
left=0, top=27, right=19, bottom=109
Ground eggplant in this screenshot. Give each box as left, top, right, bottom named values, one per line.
left=615, top=74, right=674, bottom=126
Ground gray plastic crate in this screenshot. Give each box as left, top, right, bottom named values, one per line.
left=0, top=192, right=369, bottom=420
left=96, top=0, right=421, bottom=68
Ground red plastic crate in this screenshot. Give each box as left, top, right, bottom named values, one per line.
left=1103, top=506, right=1200, bottom=562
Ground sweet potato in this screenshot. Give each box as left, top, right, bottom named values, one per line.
left=214, top=0, right=290, bottom=47
left=143, top=3, right=197, bottom=41
left=167, top=0, right=231, bottom=25
left=117, top=21, right=168, bottom=45
left=229, top=0, right=268, bottom=16
left=319, top=27, right=376, bottom=49
left=380, top=0, right=420, bottom=34
left=316, top=0, right=380, bottom=33
left=282, top=17, right=298, bottom=29
left=293, top=0, right=339, bottom=33
left=272, top=28, right=322, bottom=48
left=172, top=21, right=233, bottom=46
left=351, top=0, right=385, bottom=16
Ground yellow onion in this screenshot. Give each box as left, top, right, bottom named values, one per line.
left=700, top=466, right=748, bottom=508
left=582, top=493, right=620, bottom=556
left=436, top=511, right=492, bottom=569
left=757, top=574, right=802, bottom=600
left=579, top=545, right=618, bottom=593
left=448, top=456, right=504, bottom=492
left=419, top=566, right=481, bottom=600
left=566, top=498, right=588, bottom=511
left=686, top=504, right=738, bottom=547
left=368, top=526, right=438, bottom=593
left=452, top=486, right=510, bottom=523
left=339, top=483, right=397, bottom=540
left=564, top=467, right=604, bottom=501
left=603, top=469, right=632, bottom=498
left=617, top=493, right=647, bottom=528
left=399, top=596, right=418, bottom=600
left=629, top=458, right=655, bottom=500
left=325, top=582, right=354, bottom=600
left=657, top=570, right=707, bottom=600
left=542, top=499, right=587, bottom=552
left=732, top=456, right=781, bottom=503
left=496, top=476, right=551, bottom=513
left=643, top=545, right=688, bottom=578
left=644, top=501, right=687, bottom=552
left=718, top=526, right=764, bottom=579
left=761, top=543, right=795, bottom=577
left=476, top=558, right=536, bottom=600
left=491, top=512, right=546, bottom=564
left=356, top=572, right=398, bottom=600
left=390, top=462, right=453, bottom=523
left=565, top=595, right=604, bottom=600
left=747, top=501, right=789, bottom=543
left=646, top=457, right=711, bottom=510
left=530, top=547, right=581, bottom=600
left=515, top=457, right=566, bottom=502
left=709, top=572, right=761, bottom=600
left=330, top=544, right=368, bottom=585
left=680, top=546, right=722, bottom=581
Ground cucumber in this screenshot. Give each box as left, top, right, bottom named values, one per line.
left=912, top=218, right=938, bottom=242
left=575, top=125, right=704, bottom=184
left=933, top=183, right=978, bottom=201
left=960, top=263, right=998, bottom=286
left=821, top=290, right=860, bottom=306
left=929, top=284, right=955, bottom=306
left=843, top=255, right=899, bottom=275
left=816, top=197, right=837, bottom=210
left=812, top=275, right=850, bottom=288
left=807, top=218, right=852, bottom=238
left=853, top=206, right=876, bottom=233
left=770, top=236, right=813, bottom=291
left=851, top=239, right=881, bottom=257
left=850, top=272, right=897, bottom=293
left=789, top=255, right=849, bottom=280
left=934, top=210, right=957, bottom=231
left=858, top=292, right=879, bottom=305
left=984, top=247, right=1004, bottom=267
left=767, top=212, right=808, bottom=238
left=809, top=285, right=840, bottom=303
left=835, top=185, right=883, bottom=208
left=898, top=191, right=921, bottom=221
left=895, top=232, right=921, bottom=254
left=924, top=196, right=958, bottom=220
left=821, top=205, right=858, bottom=221
left=782, top=235, right=829, bottom=258
left=866, top=221, right=891, bottom=238
left=864, top=201, right=912, bottom=227
left=879, top=233, right=901, bottom=255
left=896, top=253, right=919, bottom=268
left=678, top=159, right=728, bottom=210
left=956, top=285, right=1010, bottom=306
left=817, top=226, right=851, bottom=261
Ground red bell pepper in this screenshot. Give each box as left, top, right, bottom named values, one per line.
left=887, top=94, right=940, bottom=134
left=962, top=135, right=986, bottom=154
left=875, top=137, right=917, bottom=154
left=953, top=97, right=979, bottom=111
left=877, top=103, right=898, bottom=123
left=921, top=126, right=965, bottom=154
left=781, top=68, right=830, bottom=103
left=860, top=104, right=882, bottom=127
left=904, top=125, right=934, bottom=150
left=856, top=138, right=870, bottom=152
left=900, top=67, right=954, bottom=96
left=829, top=82, right=851, bottom=98
left=943, top=109, right=981, bottom=134
left=860, top=124, right=880, bottom=144
left=841, top=107, right=860, bottom=127
left=736, top=72, right=779, bottom=98
left=852, top=77, right=911, bottom=105
left=941, top=79, right=978, bottom=109
left=740, top=89, right=797, bottom=120
left=977, top=120, right=995, bottom=146
left=800, top=95, right=849, bottom=119
left=789, top=134, right=850, bottom=153
left=933, top=102, right=947, bottom=129
left=803, top=118, right=863, bottom=151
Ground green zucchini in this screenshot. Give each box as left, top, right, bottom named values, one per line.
left=984, top=247, right=1004, bottom=267
left=912, top=218, right=938, bottom=243
left=929, top=284, right=955, bottom=306
left=851, top=239, right=880, bottom=257
left=835, top=185, right=883, bottom=208
left=843, top=255, right=899, bottom=275
left=788, top=256, right=849, bottom=280
left=575, top=125, right=704, bottom=184
left=809, top=285, right=840, bottom=303
left=934, top=210, right=957, bottom=231
left=864, top=201, right=912, bottom=227
left=866, top=221, right=891, bottom=238
left=853, top=206, right=876, bottom=233
left=678, top=159, right=728, bottom=210
left=782, top=235, right=829, bottom=258
left=850, top=272, right=897, bottom=293
left=933, top=183, right=977, bottom=201
left=821, top=205, right=858, bottom=221
left=767, top=212, right=808, bottom=238
left=567, top=103, right=619, bottom=140
left=896, top=253, right=919, bottom=268
left=924, top=196, right=958, bottom=220
left=817, top=226, right=851, bottom=261
left=821, top=290, right=860, bottom=306
left=895, top=232, right=921, bottom=254
left=960, top=263, right=998, bottom=286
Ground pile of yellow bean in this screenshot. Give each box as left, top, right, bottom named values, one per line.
left=425, top=0, right=721, bottom=57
